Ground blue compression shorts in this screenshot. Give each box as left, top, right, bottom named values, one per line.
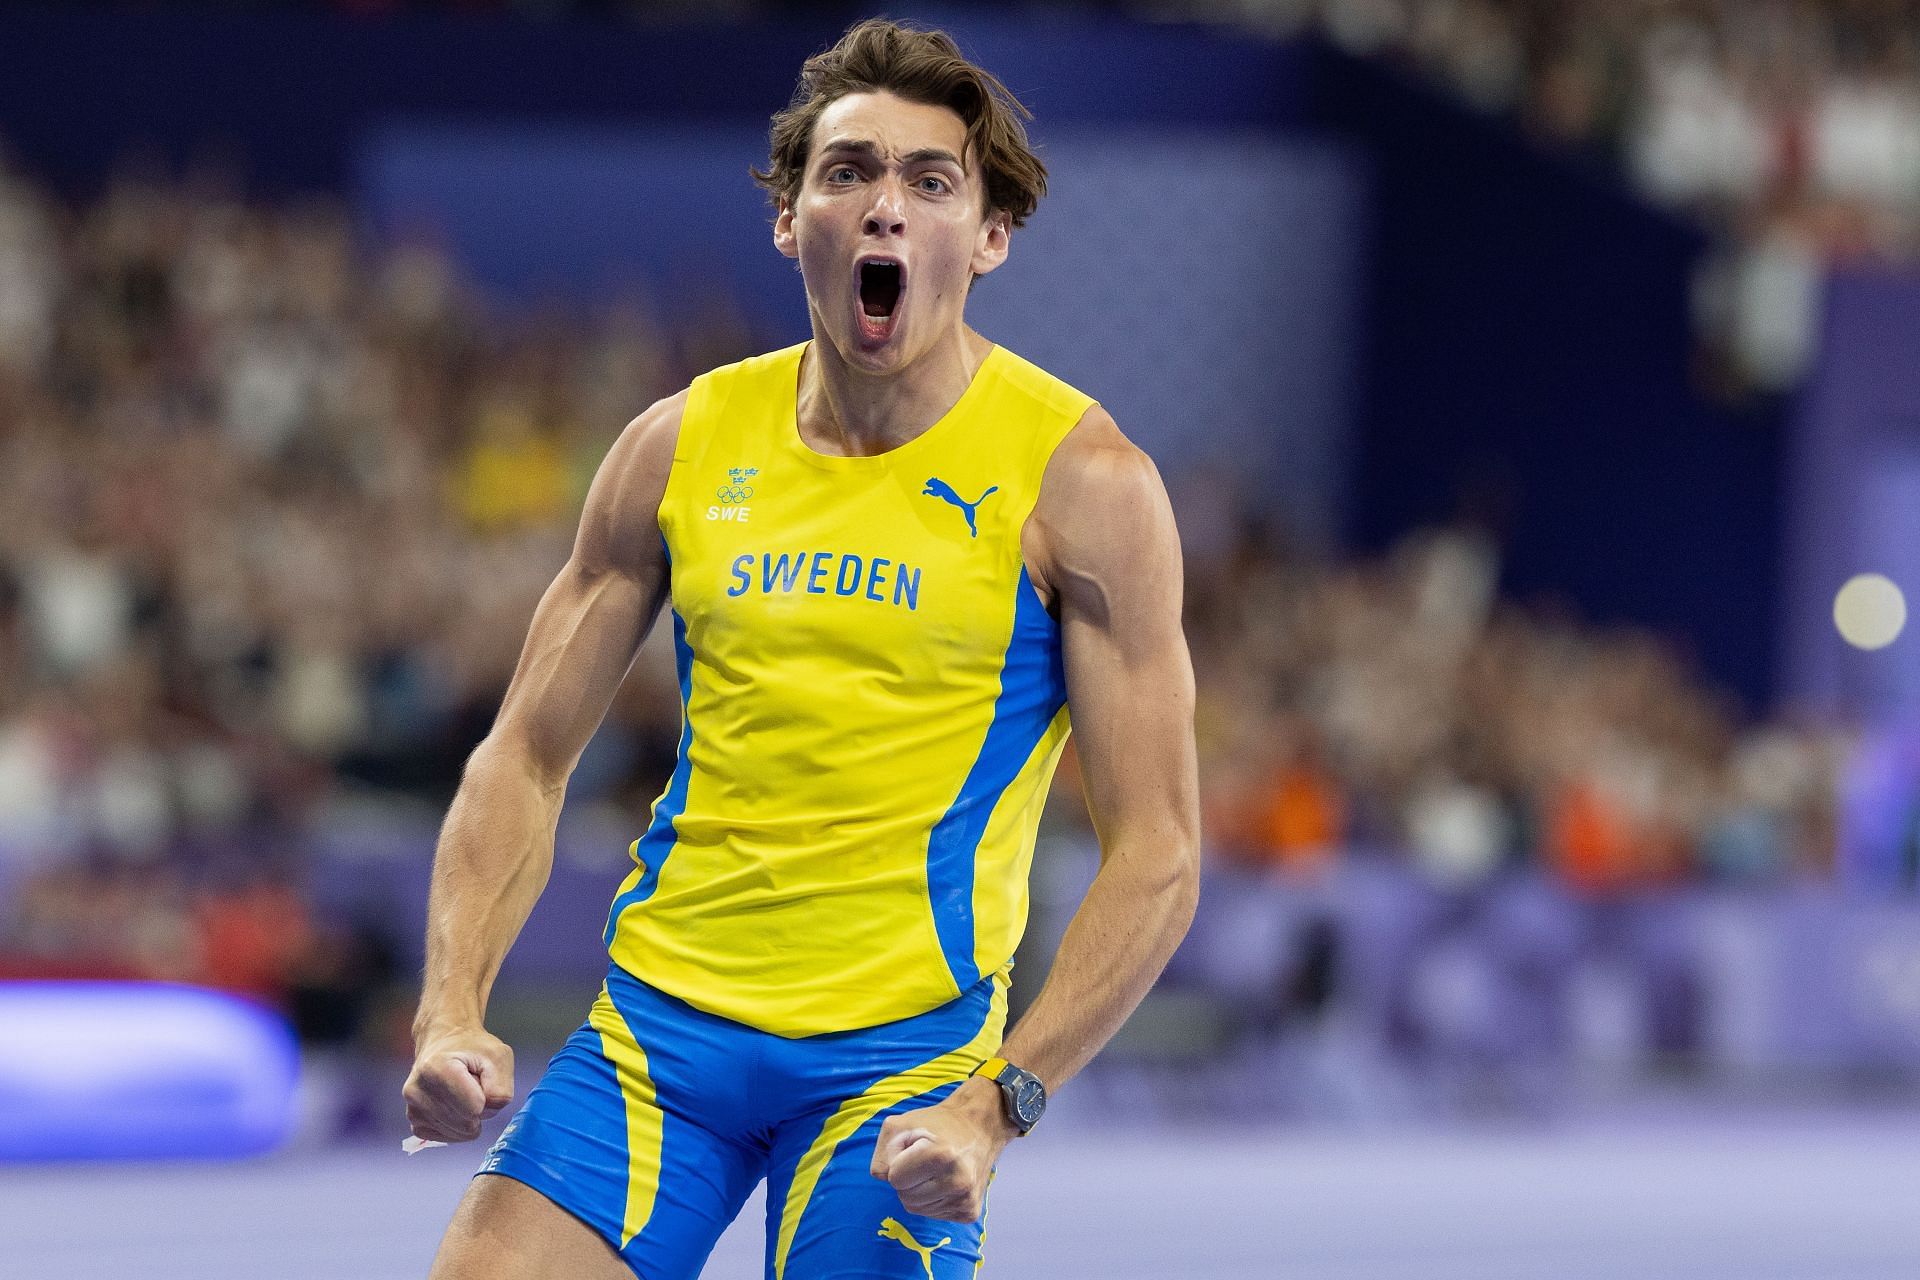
left=479, top=963, right=1008, bottom=1278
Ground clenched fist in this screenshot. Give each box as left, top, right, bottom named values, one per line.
left=404, top=1026, right=516, bottom=1144
left=869, top=1079, right=1019, bottom=1222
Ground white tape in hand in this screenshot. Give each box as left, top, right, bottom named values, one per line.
left=402, top=1136, right=447, bottom=1155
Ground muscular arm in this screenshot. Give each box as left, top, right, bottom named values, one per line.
left=404, top=391, right=683, bottom=1143
left=988, top=409, right=1200, bottom=1089
left=874, top=407, right=1201, bottom=1216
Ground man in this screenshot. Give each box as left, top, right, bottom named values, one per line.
left=404, top=18, right=1199, bottom=1279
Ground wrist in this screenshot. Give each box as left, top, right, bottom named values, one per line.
left=412, top=1005, right=484, bottom=1046
left=952, top=1076, right=1023, bottom=1143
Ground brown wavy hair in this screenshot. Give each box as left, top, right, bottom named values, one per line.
left=753, top=18, right=1047, bottom=228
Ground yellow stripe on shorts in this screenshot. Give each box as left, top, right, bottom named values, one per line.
left=587, top=983, right=665, bottom=1248
left=771, top=974, right=1008, bottom=1278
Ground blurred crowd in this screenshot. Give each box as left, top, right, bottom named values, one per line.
left=1174, top=519, right=1843, bottom=892
left=0, top=142, right=1857, bottom=1040
left=1218, top=0, right=1920, bottom=391
left=0, top=152, right=732, bottom=1029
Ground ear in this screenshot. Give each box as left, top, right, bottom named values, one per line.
left=773, top=197, right=798, bottom=260
left=970, top=208, right=1010, bottom=278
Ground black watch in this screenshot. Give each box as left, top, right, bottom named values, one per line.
left=971, top=1056, right=1046, bottom=1135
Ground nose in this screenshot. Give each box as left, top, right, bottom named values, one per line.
left=862, top=178, right=907, bottom=238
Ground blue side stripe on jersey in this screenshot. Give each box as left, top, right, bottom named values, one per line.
left=604, top=556, right=696, bottom=948
left=923, top=566, right=1068, bottom=991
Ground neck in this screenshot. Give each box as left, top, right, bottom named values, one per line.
left=796, top=324, right=992, bottom=457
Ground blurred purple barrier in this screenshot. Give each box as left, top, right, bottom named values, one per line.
left=302, top=827, right=1920, bottom=1075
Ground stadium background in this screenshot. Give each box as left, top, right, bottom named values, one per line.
left=4, top=2, right=1920, bottom=1276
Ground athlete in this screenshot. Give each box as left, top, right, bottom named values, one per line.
left=404, top=18, right=1199, bottom=1279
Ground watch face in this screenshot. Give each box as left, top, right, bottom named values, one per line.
left=1013, top=1079, right=1046, bottom=1124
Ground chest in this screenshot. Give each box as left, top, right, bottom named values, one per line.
left=666, top=458, right=1028, bottom=674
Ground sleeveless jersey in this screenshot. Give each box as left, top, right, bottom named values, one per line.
left=603, top=341, right=1095, bottom=1037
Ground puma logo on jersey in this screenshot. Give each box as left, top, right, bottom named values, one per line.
left=922, top=478, right=999, bottom=538
left=877, top=1217, right=950, bottom=1277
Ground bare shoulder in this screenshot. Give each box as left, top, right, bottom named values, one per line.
left=1027, top=404, right=1181, bottom=619
left=1034, top=404, right=1160, bottom=512
left=577, top=388, right=689, bottom=580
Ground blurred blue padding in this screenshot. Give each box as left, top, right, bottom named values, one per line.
left=0, top=982, right=298, bottom=1162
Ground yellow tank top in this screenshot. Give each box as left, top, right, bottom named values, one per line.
left=602, top=341, right=1094, bottom=1037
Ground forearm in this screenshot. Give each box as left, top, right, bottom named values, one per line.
left=996, top=838, right=1198, bottom=1090
left=413, top=737, right=565, bottom=1038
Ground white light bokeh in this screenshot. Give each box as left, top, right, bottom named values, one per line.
left=1834, top=573, right=1907, bottom=650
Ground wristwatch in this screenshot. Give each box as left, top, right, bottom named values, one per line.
left=971, top=1057, right=1046, bottom=1135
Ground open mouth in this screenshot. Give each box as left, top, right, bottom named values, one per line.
left=856, top=258, right=904, bottom=339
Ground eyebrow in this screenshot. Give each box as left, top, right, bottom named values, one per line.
left=818, top=140, right=965, bottom=169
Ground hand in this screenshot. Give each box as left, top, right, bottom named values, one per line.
left=868, top=1078, right=1019, bottom=1222
left=403, top=1025, right=515, bottom=1144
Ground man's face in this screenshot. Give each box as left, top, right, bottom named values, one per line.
left=774, top=91, right=1010, bottom=374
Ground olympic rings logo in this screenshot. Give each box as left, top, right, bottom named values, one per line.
left=716, top=485, right=754, bottom=504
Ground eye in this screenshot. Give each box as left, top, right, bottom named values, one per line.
left=916, top=174, right=951, bottom=194
left=827, top=165, right=860, bottom=184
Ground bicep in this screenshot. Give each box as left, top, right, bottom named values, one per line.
left=490, top=557, right=664, bottom=786
left=1050, top=441, right=1200, bottom=855
left=487, top=395, right=680, bottom=784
